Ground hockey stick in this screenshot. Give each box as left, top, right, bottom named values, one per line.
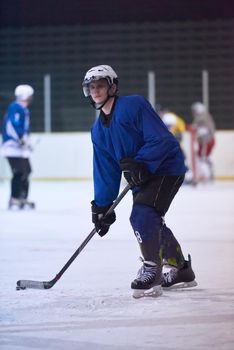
left=16, top=184, right=131, bottom=290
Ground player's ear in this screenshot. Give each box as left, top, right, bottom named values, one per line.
left=109, top=83, right=118, bottom=96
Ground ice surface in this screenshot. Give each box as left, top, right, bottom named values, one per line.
left=1, top=180, right=234, bottom=350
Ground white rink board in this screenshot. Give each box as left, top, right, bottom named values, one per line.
left=0, top=131, right=234, bottom=180
left=0, top=180, right=234, bottom=350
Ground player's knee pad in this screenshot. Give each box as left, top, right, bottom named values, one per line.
left=21, top=173, right=30, bottom=182
left=130, top=203, right=163, bottom=243
left=12, top=171, right=23, bottom=181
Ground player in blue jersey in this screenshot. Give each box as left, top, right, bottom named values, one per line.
left=82, top=65, right=196, bottom=298
left=1, top=85, right=35, bottom=209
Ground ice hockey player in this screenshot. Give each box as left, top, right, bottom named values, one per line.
left=160, top=110, right=186, bottom=144
left=82, top=65, right=197, bottom=298
left=160, top=110, right=194, bottom=184
left=191, top=102, right=216, bottom=182
left=1, top=84, right=35, bottom=210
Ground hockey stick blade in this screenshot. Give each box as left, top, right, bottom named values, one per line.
left=16, top=184, right=131, bottom=291
left=16, top=278, right=56, bottom=290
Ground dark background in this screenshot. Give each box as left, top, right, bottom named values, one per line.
left=0, top=0, right=234, bottom=131
left=1, top=0, right=233, bottom=26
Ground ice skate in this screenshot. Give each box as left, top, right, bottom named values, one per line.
left=21, top=199, right=36, bottom=210
left=162, top=254, right=197, bottom=289
left=8, top=197, right=24, bottom=210
left=131, top=261, right=162, bottom=299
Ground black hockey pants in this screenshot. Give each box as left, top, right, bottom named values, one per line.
left=131, top=175, right=185, bottom=268
left=7, top=157, right=32, bottom=199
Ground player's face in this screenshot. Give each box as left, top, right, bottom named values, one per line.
left=25, top=96, right=33, bottom=106
left=19, top=97, right=33, bottom=107
left=89, top=79, right=109, bottom=104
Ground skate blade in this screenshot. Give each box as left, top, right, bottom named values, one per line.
left=23, top=203, right=36, bottom=210
left=163, top=280, right=198, bottom=290
left=132, top=285, right=163, bottom=299
left=8, top=204, right=24, bottom=210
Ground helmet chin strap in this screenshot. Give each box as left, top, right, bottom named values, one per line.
left=90, top=95, right=110, bottom=110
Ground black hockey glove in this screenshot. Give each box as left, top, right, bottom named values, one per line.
left=91, top=201, right=116, bottom=237
left=119, top=157, right=151, bottom=187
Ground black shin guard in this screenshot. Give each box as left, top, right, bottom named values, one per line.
left=139, top=238, right=161, bottom=265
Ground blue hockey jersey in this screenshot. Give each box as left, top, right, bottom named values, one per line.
left=91, top=95, right=186, bottom=206
left=1, top=101, right=30, bottom=158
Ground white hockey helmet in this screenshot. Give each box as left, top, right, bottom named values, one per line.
left=14, top=84, right=34, bottom=101
left=191, top=102, right=206, bottom=114
left=82, top=65, right=118, bottom=97
left=162, top=113, right=177, bottom=128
